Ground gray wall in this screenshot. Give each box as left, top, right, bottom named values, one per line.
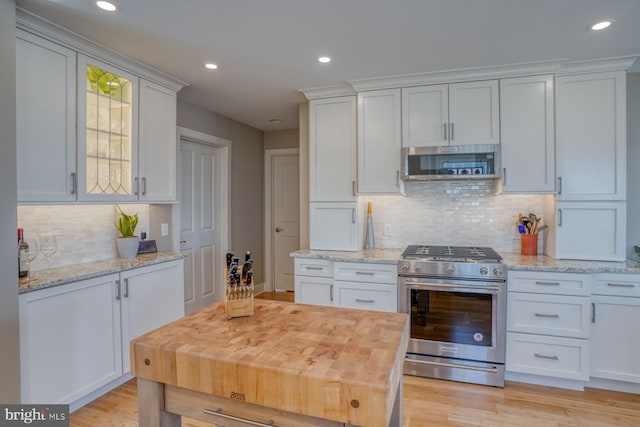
left=628, top=73, right=640, bottom=258
left=264, top=129, right=299, bottom=150
left=177, top=99, right=265, bottom=283
left=0, top=0, right=20, bottom=403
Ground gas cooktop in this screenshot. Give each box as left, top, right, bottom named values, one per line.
left=401, top=245, right=502, bottom=263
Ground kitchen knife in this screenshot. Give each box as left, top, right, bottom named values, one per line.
left=226, top=251, right=234, bottom=269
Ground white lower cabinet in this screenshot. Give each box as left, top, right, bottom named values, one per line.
left=506, top=270, right=590, bottom=382
left=20, top=274, right=122, bottom=404
left=294, top=258, right=335, bottom=306
left=120, top=261, right=184, bottom=373
left=506, top=332, right=589, bottom=381
left=19, top=259, right=184, bottom=405
left=294, top=258, right=397, bottom=312
left=590, top=274, right=640, bottom=384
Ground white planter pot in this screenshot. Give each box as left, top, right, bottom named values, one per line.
left=116, top=237, right=140, bottom=259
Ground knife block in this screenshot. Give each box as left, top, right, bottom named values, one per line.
left=224, top=266, right=254, bottom=319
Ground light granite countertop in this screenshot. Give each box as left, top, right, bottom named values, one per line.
left=19, top=252, right=185, bottom=294
left=291, top=248, right=404, bottom=264
left=291, top=248, right=640, bottom=274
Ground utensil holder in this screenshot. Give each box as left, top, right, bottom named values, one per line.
left=224, top=266, right=254, bottom=319
left=520, top=234, right=538, bottom=256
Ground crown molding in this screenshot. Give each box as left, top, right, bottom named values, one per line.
left=299, top=56, right=640, bottom=97
left=348, top=59, right=568, bottom=92
left=16, top=8, right=189, bottom=92
left=299, top=84, right=355, bottom=100
left=555, top=55, right=640, bottom=76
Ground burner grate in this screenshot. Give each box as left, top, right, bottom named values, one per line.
left=402, top=245, right=501, bottom=262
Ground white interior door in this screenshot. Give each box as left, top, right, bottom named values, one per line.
left=268, top=150, right=299, bottom=292
left=180, top=140, right=219, bottom=314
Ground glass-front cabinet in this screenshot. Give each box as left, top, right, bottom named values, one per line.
left=77, top=54, right=139, bottom=201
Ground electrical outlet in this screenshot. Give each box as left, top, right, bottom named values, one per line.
left=383, top=223, right=392, bottom=236
left=161, top=223, right=169, bottom=237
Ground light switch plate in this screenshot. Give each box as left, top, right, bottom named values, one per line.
left=161, top=223, right=169, bottom=237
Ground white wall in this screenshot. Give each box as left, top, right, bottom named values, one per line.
left=0, top=0, right=20, bottom=403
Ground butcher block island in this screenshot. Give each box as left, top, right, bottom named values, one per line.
left=131, top=299, right=409, bottom=427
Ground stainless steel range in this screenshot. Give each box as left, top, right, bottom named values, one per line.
left=398, top=245, right=506, bottom=387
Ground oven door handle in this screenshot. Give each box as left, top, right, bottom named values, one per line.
left=401, top=282, right=500, bottom=292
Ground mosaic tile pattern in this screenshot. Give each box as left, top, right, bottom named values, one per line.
left=17, top=204, right=149, bottom=271
left=361, top=180, right=548, bottom=253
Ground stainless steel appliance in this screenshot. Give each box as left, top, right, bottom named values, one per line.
left=401, top=145, right=499, bottom=181
left=398, top=245, right=506, bottom=387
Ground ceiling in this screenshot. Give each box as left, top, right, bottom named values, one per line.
left=15, top=0, right=640, bottom=131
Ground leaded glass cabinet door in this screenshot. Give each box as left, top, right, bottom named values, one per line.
left=77, top=54, right=139, bottom=201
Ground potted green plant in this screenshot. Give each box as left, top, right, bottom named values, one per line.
left=634, top=245, right=640, bottom=260
left=114, top=205, right=140, bottom=259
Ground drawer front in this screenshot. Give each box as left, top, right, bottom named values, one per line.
left=506, top=332, right=589, bottom=380
left=507, top=293, right=590, bottom=338
left=335, top=281, right=397, bottom=313
left=333, top=262, right=397, bottom=284
left=507, top=271, right=590, bottom=296
left=592, top=273, right=640, bottom=297
left=294, top=258, right=333, bottom=278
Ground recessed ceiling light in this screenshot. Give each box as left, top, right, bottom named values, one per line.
left=204, top=63, right=218, bottom=70
left=269, top=119, right=283, bottom=124
left=96, top=1, right=118, bottom=12
left=590, top=20, right=613, bottom=31
left=318, top=56, right=331, bottom=63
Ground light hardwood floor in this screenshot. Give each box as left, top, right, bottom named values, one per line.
left=70, top=293, right=640, bottom=426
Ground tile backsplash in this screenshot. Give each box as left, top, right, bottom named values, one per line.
left=18, top=204, right=149, bottom=271
left=361, top=180, right=549, bottom=253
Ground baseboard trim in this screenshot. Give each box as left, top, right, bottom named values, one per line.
left=254, top=282, right=265, bottom=296
left=70, top=373, right=132, bottom=413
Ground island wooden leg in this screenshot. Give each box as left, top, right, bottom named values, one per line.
left=138, top=378, right=181, bottom=427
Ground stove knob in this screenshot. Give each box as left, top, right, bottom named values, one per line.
left=493, top=267, right=504, bottom=276
left=480, top=267, right=489, bottom=275
left=445, top=265, right=455, bottom=274
left=414, top=264, right=423, bottom=272
left=400, top=263, right=410, bottom=272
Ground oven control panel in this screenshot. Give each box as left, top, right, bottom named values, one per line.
left=398, top=260, right=506, bottom=281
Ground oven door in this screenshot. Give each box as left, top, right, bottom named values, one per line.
left=398, top=276, right=506, bottom=364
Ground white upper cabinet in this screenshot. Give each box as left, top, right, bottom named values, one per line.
left=402, top=80, right=499, bottom=147
left=16, top=30, right=77, bottom=202
left=555, top=71, right=626, bottom=201
left=402, top=84, right=448, bottom=147
left=309, top=96, right=357, bottom=202
left=448, top=80, right=500, bottom=146
left=500, top=75, right=555, bottom=193
left=554, top=201, right=626, bottom=262
left=139, top=79, right=177, bottom=202
left=357, top=89, right=401, bottom=194
left=77, top=54, right=139, bottom=202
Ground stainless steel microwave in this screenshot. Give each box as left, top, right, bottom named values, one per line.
left=401, top=145, right=500, bottom=181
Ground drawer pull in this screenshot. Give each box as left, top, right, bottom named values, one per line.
left=535, top=281, right=561, bottom=286
left=304, top=266, right=324, bottom=271
left=592, top=302, right=596, bottom=323
left=534, top=313, right=559, bottom=318
left=355, top=299, right=375, bottom=303
left=330, top=284, right=334, bottom=302
left=203, top=408, right=274, bottom=427
left=355, top=271, right=375, bottom=276
left=607, top=283, right=635, bottom=288
left=534, top=353, right=559, bottom=361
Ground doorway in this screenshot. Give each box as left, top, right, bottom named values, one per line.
left=177, top=127, right=230, bottom=314
left=264, top=149, right=300, bottom=293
